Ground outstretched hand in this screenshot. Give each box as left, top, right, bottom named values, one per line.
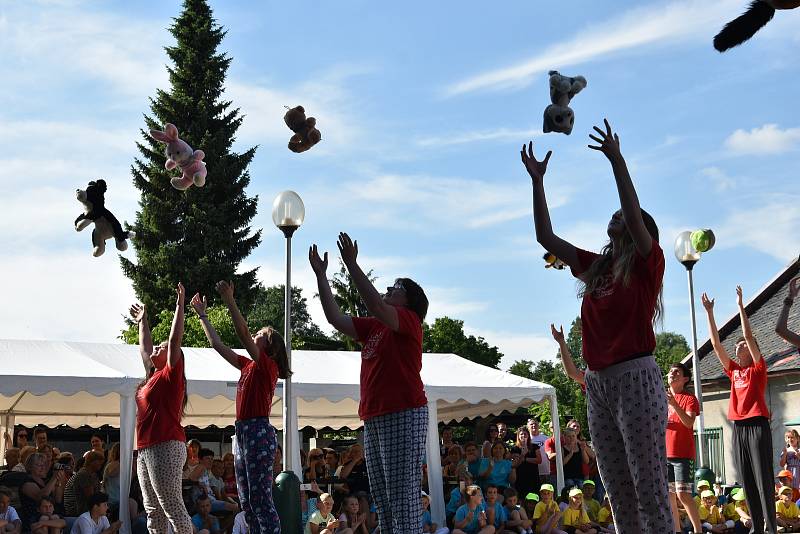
left=175, top=283, right=185, bottom=306
left=701, top=292, right=714, bottom=312
left=520, top=141, right=552, bottom=184
left=129, top=303, right=146, bottom=323
left=215, top=281, right=234, bottom=303
left=308, top=244, right=328, bottom=275
left=190, top=293, right=207, bottom=316
left=588, top=118, right=623, bottom=162
left=337, top=232, right=358, bottom=267
left=550, top=324, right=565, bottom=344
left=736, top=285, right=744, bottom=308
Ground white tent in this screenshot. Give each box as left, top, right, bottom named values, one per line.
left=0, top=339, right=563, bottom=532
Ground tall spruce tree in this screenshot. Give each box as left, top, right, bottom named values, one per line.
left=121, top=0, right=261, bottom=320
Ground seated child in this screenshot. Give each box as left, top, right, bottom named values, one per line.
left=581, top=482, right=600, bottom=523
left=698, top=490, right=734, bottom=533
left=484, top=485, right=506, bottom=533
left=453, top=485, right=492, bottom=534
left=191, top=495, right=221, bottom=534
left=730, top=490, right=751, bottom=531
left=306, top=493, right=340, bottom=534
left=777, top=471, right=800, bottom=503
left=448, top=485, right=468, bottom=529
left=232, top=511, right=248, bottom=534
left=421, top=491, right=448, bottom=534
left=70, top=493, right=122, bottom=534
left=561, top=488, right=596, bottom=534
left=596, top=496, right=614, bottom=533
left=30, top=497, right=65, bottom=534
left=777, top=485, right=800, bottom=533
left=339, top=494, right=367, bottom=534
left=0, top=490, right=21, bottom=534
left=534, top=484, right=565, bottom=534
left=502, top=488, right=532, bottom=534
left=694, top=480, right=712, bottom=510
left=522, top=492, right=538, bottom=527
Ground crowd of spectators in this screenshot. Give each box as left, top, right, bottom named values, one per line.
left=2, top=419, right=798, bottom=534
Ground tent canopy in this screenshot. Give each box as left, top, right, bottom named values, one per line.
left=0, top=339, right=554, bottom=429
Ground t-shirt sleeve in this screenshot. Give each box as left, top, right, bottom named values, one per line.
left=395, top=306, right=422, bottom=339
left=352, top=316, right=378, bottom=343
left=454, top=506, right=467, bottom=522
left=100, top=516, right=111, bottom=530
left=165, top=354, right=185, bottom=382
left=637, top=238, right=665, bottom=282
left=723, top=359, right=742, bottom=379
left=569, top=248, right=601, bottom=278
left=533, top=502, right=543, bottom=519
left=7, top=507, right=19, bottom=522
left=686, top=395, right=700, bottom=415
left=192, top=515, right=203, bottom=530
left=237, top=355, right=250, bottom=370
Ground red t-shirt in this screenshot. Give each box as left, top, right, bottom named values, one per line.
left=352, top=306, right=427, bottom=420
left=666, top=391, right=700, bottom=459
left=724, top=357, right=769, bottom=420
left=570, top=239, right=665, bottom=370
left=135, top=357, right=186, bottom=449
left=236, top=353, right=278, bottom=421
left=544, top=436, right=557, bottom=474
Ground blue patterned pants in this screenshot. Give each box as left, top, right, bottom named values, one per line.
left=235, top=417, right=280, bottom=534
left=364, top=405, right=428, bottom=534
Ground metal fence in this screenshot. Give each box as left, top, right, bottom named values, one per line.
left=692, top=427, right=725, bottom=482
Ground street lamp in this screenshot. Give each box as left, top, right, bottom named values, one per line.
left=673, top=231, right=710, bottom=476
left=272, top=190, right=305, bottom=534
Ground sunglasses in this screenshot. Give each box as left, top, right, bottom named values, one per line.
left=386, top=281, right=406, bottom=294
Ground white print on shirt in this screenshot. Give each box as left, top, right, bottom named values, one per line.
left=592, top=274, right=614, bottom=299
left=732, top=369, right=750, bottom=389
left=361, top=329, right=385, bottom=360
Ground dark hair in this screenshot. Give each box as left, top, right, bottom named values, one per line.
left=88, top=492, right=109, bottom=509
left=578, top=208, right=663, bottom=326
left=199, top=448, right=214, bottom=460
left=324, top=449, right=339, bottom=461
left=396, top=278, right=428, bottom=322
left=195, top=493, right=211, bottom=503
left=34, top=427, right=47, bottom=436
left=504, top=487, right=518, bottom=500
left=484, top=424, right=499, bottom=441
left=265, top=328, right=291, bottom=380
left=510, top=446, right=522, bottom=455
left=463, top=441, right=478, bottom=452
left=91, top=434, right=103, bottom=442
left=486, top=484, right=499, bottom=492
left=670, top=362, right=692, bottom=381
left=0, top=489, right=10, bottom=500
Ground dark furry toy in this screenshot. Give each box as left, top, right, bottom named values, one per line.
left=284, top=105, right=321, bottom=153
left=543, top=70, right=587, bottom=135
left=74, top=179, right=133, bottom=257
left=714, top=0, right=800, bottom=52
left=543, top=252, right=566, bottom=270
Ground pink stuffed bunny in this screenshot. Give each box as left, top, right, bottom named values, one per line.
left=149, top=123, right=207, bottom=190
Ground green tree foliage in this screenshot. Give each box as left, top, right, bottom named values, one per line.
left=120, top=0, right=261, bottom=324
left=121, top=305, right=237, bottom=348
left=423, top=317, right=503, bottom=369
left=325, top=260, right=376, bottom=350
left=654, top=331, right=691, bottom=381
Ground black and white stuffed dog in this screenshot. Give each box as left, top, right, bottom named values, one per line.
left=75, top=179, right=132, bottom=257
left=543, top=70, right=587, bottom=135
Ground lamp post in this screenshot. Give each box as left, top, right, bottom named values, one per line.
left=272, top=190, right=305, bottom=534
left=673, top=231, right=710, bottom=474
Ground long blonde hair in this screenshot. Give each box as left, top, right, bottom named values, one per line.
left=578, top=208, right=663, bottom=326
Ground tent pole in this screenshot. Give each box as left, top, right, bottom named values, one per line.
left=549, top=392, right=564, bottom=493
left=425, top=399, right=445, bottom=526
left=118, top=391, right=137, bottom=534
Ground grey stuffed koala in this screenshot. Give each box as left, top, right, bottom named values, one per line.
left=543, top=70, right=587, bottom=135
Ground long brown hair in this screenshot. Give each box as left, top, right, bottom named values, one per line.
left=265, top=328, right=291, bottom=379
left=577, top=208, right=663, bottom=326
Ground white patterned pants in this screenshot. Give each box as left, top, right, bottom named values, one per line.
left=137, top=440, right=193, bottom=534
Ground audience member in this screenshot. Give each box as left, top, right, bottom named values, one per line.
left=70, top=492, right=121, bottom=534
left=485, top=442, right=515, bottom=493
left=482, top=424, right=500, bottom=458
left=33, top=429, right=47, bottom=450
left=191, top=495, right=220, bottom=534
left=20, top=453, right=67, bottom=532
left=561, top=429, right=588, bottom=490
left=441, top=427, right=456, bottom=463
left=533, top=483, right=563, bottom=534
left=526, top=419, right=551, bottom=486
left=30, top=496, right=65, bottom=534
left=463, top=443, right=490, bottom=489
left=3, top=449, right=19, bottom=473
left=453, top=485, right=493, bottom=534
left=305, top=493, right=339, bottom=534
left=502, top=487, right=532, bottom=534
left=338, top=444, right=369, bottom=495
left=776, top=485, right=800, bottom=532
left=64, top=451, right=104, bottom=517
left=514, top=427, right=541, bottom=500
left=338, top=494, right=367, bottom=534
left=562, top=488, right=596, bottom=534
left=0, top=489, right=21, bottom=534
left=781, top=429, right=800, bottom=492
left=483, top=485, right=506, bottom=532
left=220, top=453, right=238, bottom=501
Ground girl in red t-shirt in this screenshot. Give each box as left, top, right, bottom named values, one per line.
left=521, top=119, right=670, bottom=534
left=701, top=286, right=776, bottom=532
left=309, top=232, right=429, bottom=534
left=190, top=281, right=289, bottom=534
left=129, top=283, right=193, bottom=534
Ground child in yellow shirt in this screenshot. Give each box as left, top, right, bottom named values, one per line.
left=561, top=488, right=596, bottom=534
left=730, top=490, right=752, bottom=531
left=596, top=496, right=613, bottom=532
left=533, top=484, right=565, bottom=534
left=777, top=485, right=800, bottom=532
left=698, top=490, right=734, bottom=533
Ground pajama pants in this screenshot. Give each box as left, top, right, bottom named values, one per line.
left=733, top=416, right=777, bottom=533
left=364, top=405, right=428, bottom=534
left=235, top=417, right=281, bottom=534
left=585, top=355, right=672, bottom=534
left=137, top=439, right=193, bottom=534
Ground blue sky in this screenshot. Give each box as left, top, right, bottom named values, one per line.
left=1, top=0, right=799, bottom=369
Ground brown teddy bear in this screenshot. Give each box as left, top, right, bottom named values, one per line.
left=284, top=105, right=321, bottom=153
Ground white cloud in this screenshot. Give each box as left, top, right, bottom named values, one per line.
left=700, top=166, right=737, bottom=192
left=724, top=124, right=800, bottom=155
left=444, top=0, right=739, bottom=96
left=415, top=127, right=541, bottom=148
left=714, top=195, right=800, bottom=261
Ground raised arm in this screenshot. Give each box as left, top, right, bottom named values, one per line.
left=521, top=142, right=579, bottom=269
left=775, top=277, right=800, bottom=347
left=191, top=293, right=241, bottom=369
left=337, top=233, right=401, bottom=331
left=309, top=244, right=357, bottom=338
left=736, top=286, right=763, bottom=363
left=588, top=119, right=652, bottom=257
left=550, top=324, right=585, bottom=385
left=215, top=281, right=259, bottom=361
left=167, top=282, right=185, bottom=368
left=701, top=293, right=733, bottom=371
left=130, top=303, right=153, bottom=373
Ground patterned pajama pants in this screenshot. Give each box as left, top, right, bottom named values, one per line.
left=364, top=405, right=428, bottom=534
left=137, top=439, right=193, bottom=534
left=235, top=417, right=280, bottom=534
left=584, top=356, right=672, bottom=534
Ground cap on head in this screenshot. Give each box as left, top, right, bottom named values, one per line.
left=779, top=485, right=793, bottom=496
left=582, top=480, right=595, bottom=487
left=696, top=480, right=711, bottom=490
left=778, top=469, right=793, bottom=479
left=701, top=490, right=715, bottom=498
left=525, top=492, right=539, bottom=502
left=568, top=488, right=583, bottom=498
left=539, top=484, right=554, bottom=493
left=732, top=490, right=746, bottom=501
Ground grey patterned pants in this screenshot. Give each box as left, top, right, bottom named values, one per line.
left=364, top=405, right=428, bottom=534
left=585, top=355, right=672, bottom=534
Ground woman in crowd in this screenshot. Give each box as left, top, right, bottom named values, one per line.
left=221, top=453, right=239, bottom=501
left=129, top=283, right=193, bottom=534
left=485, top=442, right=516, bottom=493
left=19, top=453, right=67, bottom=532
left=513, top=427, right=541, bottom=500
left=192, top=280, right=288, bottom=534
left=482, top=424, right=500, bottom=458
left=702, top=287, right=777, bottom=533
left=185, top=439, right=201, bottom=475
left=442, top=445, right=465, bottom=479
left=561, top=429, right=589, bottom=490
left=310, top=233, right=429, bottom=533
left=339, top=444, right=369, bottom=496
left=522, top=119, right=669, bottom=533
left=463, top=443, right=490, bottom=488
